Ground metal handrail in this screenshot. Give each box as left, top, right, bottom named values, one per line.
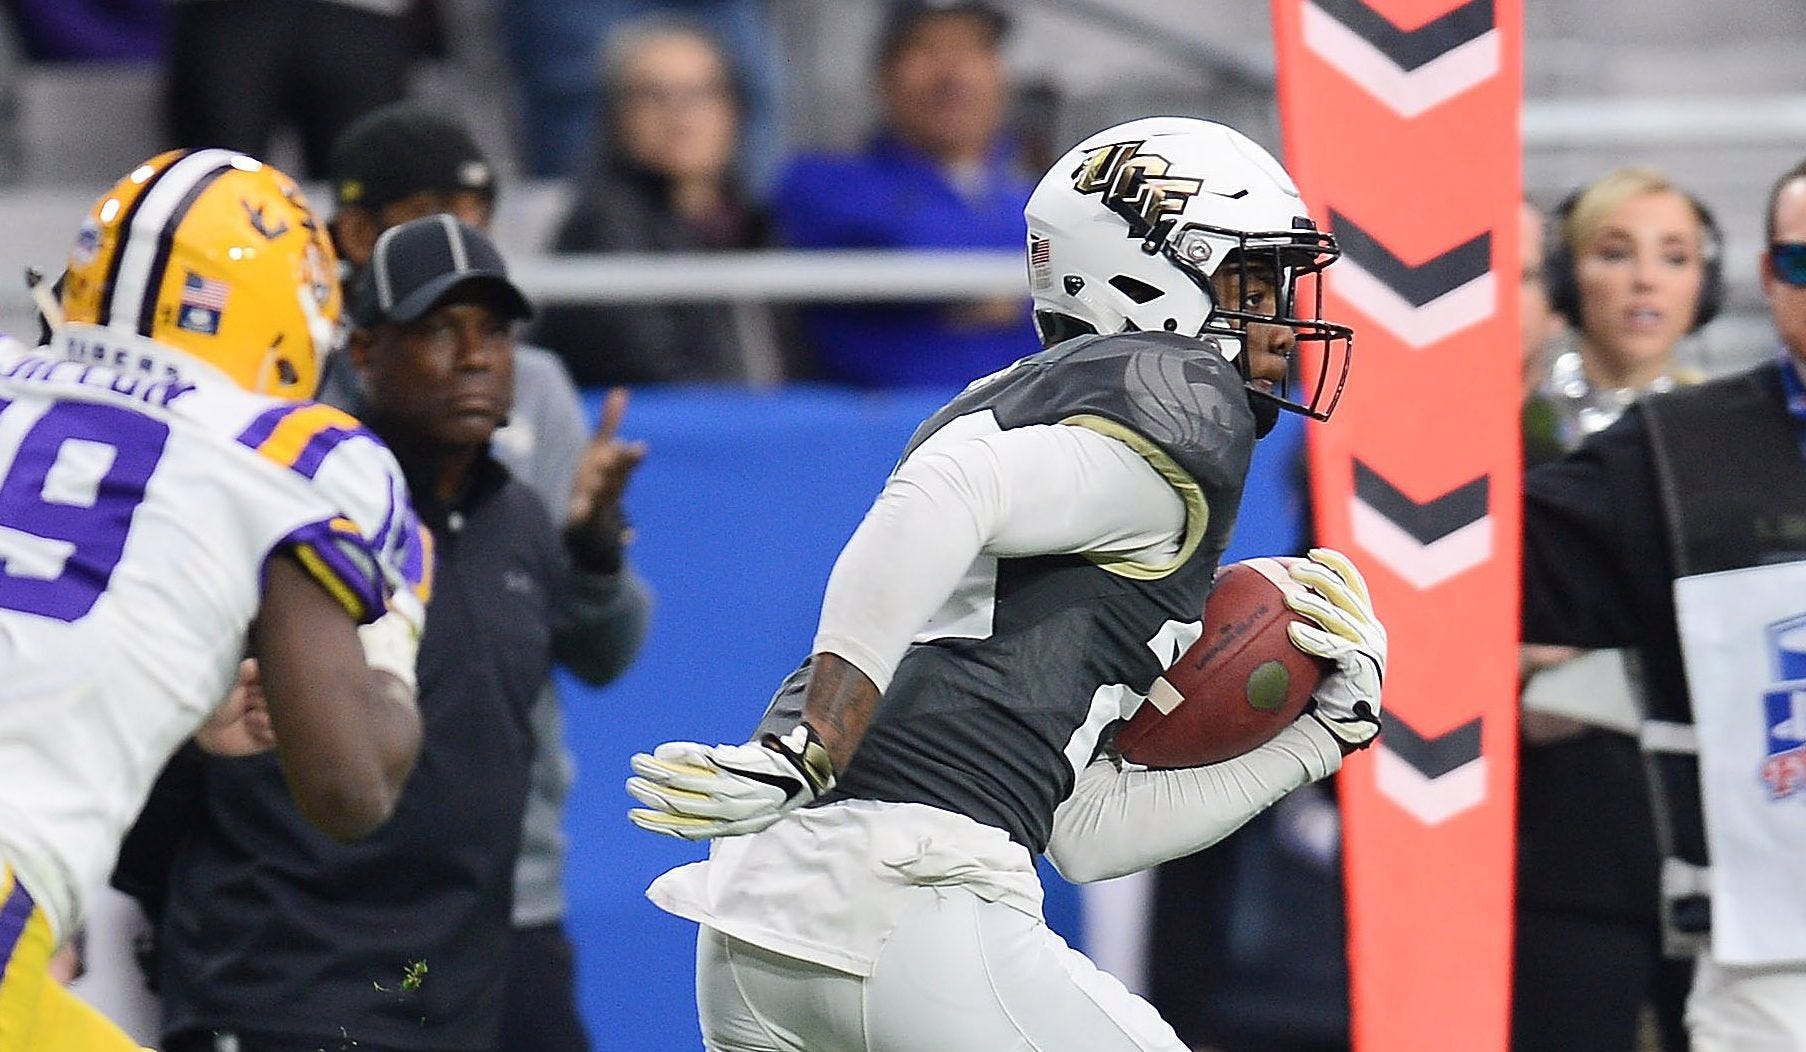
left=512, top=249, right=1027, bottom=304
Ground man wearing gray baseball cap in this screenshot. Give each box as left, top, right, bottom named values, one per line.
left=352, top=212, right=534, bottom=334
left=139, top=213, right=646, bottom=1052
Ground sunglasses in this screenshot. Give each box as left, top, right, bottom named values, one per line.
left=1771, top=242, right=1806, bottom=287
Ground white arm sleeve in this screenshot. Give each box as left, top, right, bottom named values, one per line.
left=813, top=424, right=1186, bottom=691
left=1044, top=716, right=1345, bottom=884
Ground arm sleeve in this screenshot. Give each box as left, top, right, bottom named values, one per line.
left=813, top=423, right=1186, bottom=691
left=1045, top=716, right=1344, bottom=883
left=553, top=565, right=654, bottom=687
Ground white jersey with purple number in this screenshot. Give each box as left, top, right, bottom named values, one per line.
left=0, top=334, right=428, bottom=940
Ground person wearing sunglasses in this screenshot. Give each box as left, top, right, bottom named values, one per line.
left=1519, top=158, right=1806, bottom=1052
left=1766, top=237, right=1806, bottom=359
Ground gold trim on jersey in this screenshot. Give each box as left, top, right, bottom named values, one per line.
left=1060, top=413, right=1208, bottom=581
left=290, top=541, right=369, bottom=622
left=249, top=402, right=366, bottom=471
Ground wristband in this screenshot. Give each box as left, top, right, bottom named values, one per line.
left=358, top=611, right=420, bottom=693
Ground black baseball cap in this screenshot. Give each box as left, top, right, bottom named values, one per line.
left=351, top=215, right=533, bottom=328
left=877, top=0, right=1009, bottom=64
left=329, top=103, right=496, bottom=213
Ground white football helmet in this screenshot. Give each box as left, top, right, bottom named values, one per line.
left=1024, top=116, right=1353, bottom=421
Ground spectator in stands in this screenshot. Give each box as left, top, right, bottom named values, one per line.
left=500, top=0, right=782, bottom=186
left=115, top=217, right=649, bottom=1052
left=773, top=0, right=1038, bottom=387
left=1521, top=155, right=1806, bottom=1052
left=323, top=102, right=654, bottom=1051
left=165, top=0, right=412, bottom=177
left=1514, top=166, right=1720, bottom=1052
left=9, top=0, right=161, bottom=61
left=530, top=18, right=789, bottom=387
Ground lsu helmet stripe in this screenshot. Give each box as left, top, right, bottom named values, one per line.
left=105, top=149, right=242, bottom=337
left=95, top=159, right=181, bottom=327
left=135, top=164, right=237, bottom=336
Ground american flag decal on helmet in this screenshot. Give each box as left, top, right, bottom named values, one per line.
left=177, top=270, right=229, bottom=335
left=1028, top=235, right=1052, bottom=290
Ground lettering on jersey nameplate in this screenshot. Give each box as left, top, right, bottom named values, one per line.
left=1, top=351, right=195, bottom=410
left=1072, top=141, right=1204, bottom=248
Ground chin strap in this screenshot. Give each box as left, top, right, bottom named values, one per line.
left=1247, top=389, right=1281, bottom=437
left=25, top=268, right=62, bottom=340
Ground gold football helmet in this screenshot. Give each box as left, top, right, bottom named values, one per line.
left=60, top=148, right=342, bottom=399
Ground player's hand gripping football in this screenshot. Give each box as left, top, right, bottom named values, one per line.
left=1284, top=548, right=1386, bottom=751
left=627, top=723, right=836, bottom=840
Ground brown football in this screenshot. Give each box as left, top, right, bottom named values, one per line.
left=1115, top=558, right=1329, bottom=768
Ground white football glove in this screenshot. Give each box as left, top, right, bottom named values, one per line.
left=1285, top=548, right=1386, bottom=750
left=627, top=723, right=836, bottom=840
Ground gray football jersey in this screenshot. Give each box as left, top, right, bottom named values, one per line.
left=761, top=331, right=1259, bottom=852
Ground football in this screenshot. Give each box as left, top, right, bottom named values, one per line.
left=1115, top=557, right=1330, bottom=768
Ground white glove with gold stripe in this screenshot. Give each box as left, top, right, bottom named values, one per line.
left=627, top=724, right=836, bottom=840
left=1284, top=548, right=1386, bottom=750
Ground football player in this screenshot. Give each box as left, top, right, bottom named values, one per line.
left=0, top=150, right=428, bottom=1051
left=626, top=117, right=1388, bottom=1051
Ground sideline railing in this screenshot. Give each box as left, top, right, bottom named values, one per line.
left=511, top=249, right=1025, bottom=305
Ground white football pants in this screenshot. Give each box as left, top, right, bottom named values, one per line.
left=1687, top=953, right=1806, bottom=1051
left=695, top=886, right=1188, bottom=1052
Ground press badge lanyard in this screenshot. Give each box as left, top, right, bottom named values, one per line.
left=1776, top=347, right=1806, bottom=462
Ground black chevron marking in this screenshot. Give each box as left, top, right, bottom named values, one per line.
left=1312, top=0, right=1495, bottom=71
left=1354, top=460, right=1488, bottom=546
left=1383, top=714, right=1483, bottom=778
left=1331, top=210, right=1492, bottom=307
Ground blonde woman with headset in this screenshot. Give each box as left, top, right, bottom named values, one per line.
left=1516, top=166, right=1722, bottom=1052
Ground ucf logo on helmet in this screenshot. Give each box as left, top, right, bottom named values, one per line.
left=1071, top=141, right=1203, bottom=248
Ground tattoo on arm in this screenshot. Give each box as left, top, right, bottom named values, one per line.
left=800, top=653, right=882, bottom=772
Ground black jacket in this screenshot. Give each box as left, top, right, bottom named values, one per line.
left=117, top=453, right=625, bottom=1051
left=1518, top=400, right=1698, bottom=919
left=530, top=163, right=794, bottom=385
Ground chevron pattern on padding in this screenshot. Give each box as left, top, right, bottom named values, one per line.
left=1351, top=461, right=1492, bottom=589
left=1311, top=0, right=1495, bottom=70
left=1353, top=461, right=1487, bottom=545
left=1329, top=211, right=1495, bottom=347
left=1331, top=212, right=1490, bottom=307
left=1302, top=0, right=1501, bottom=117
left=1375, top=714, right=1488, bottom=826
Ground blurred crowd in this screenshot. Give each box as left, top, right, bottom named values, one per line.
left=9, top=2, right=1806, bottom=1052
left=0, top=0, right=1043, bottom=389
